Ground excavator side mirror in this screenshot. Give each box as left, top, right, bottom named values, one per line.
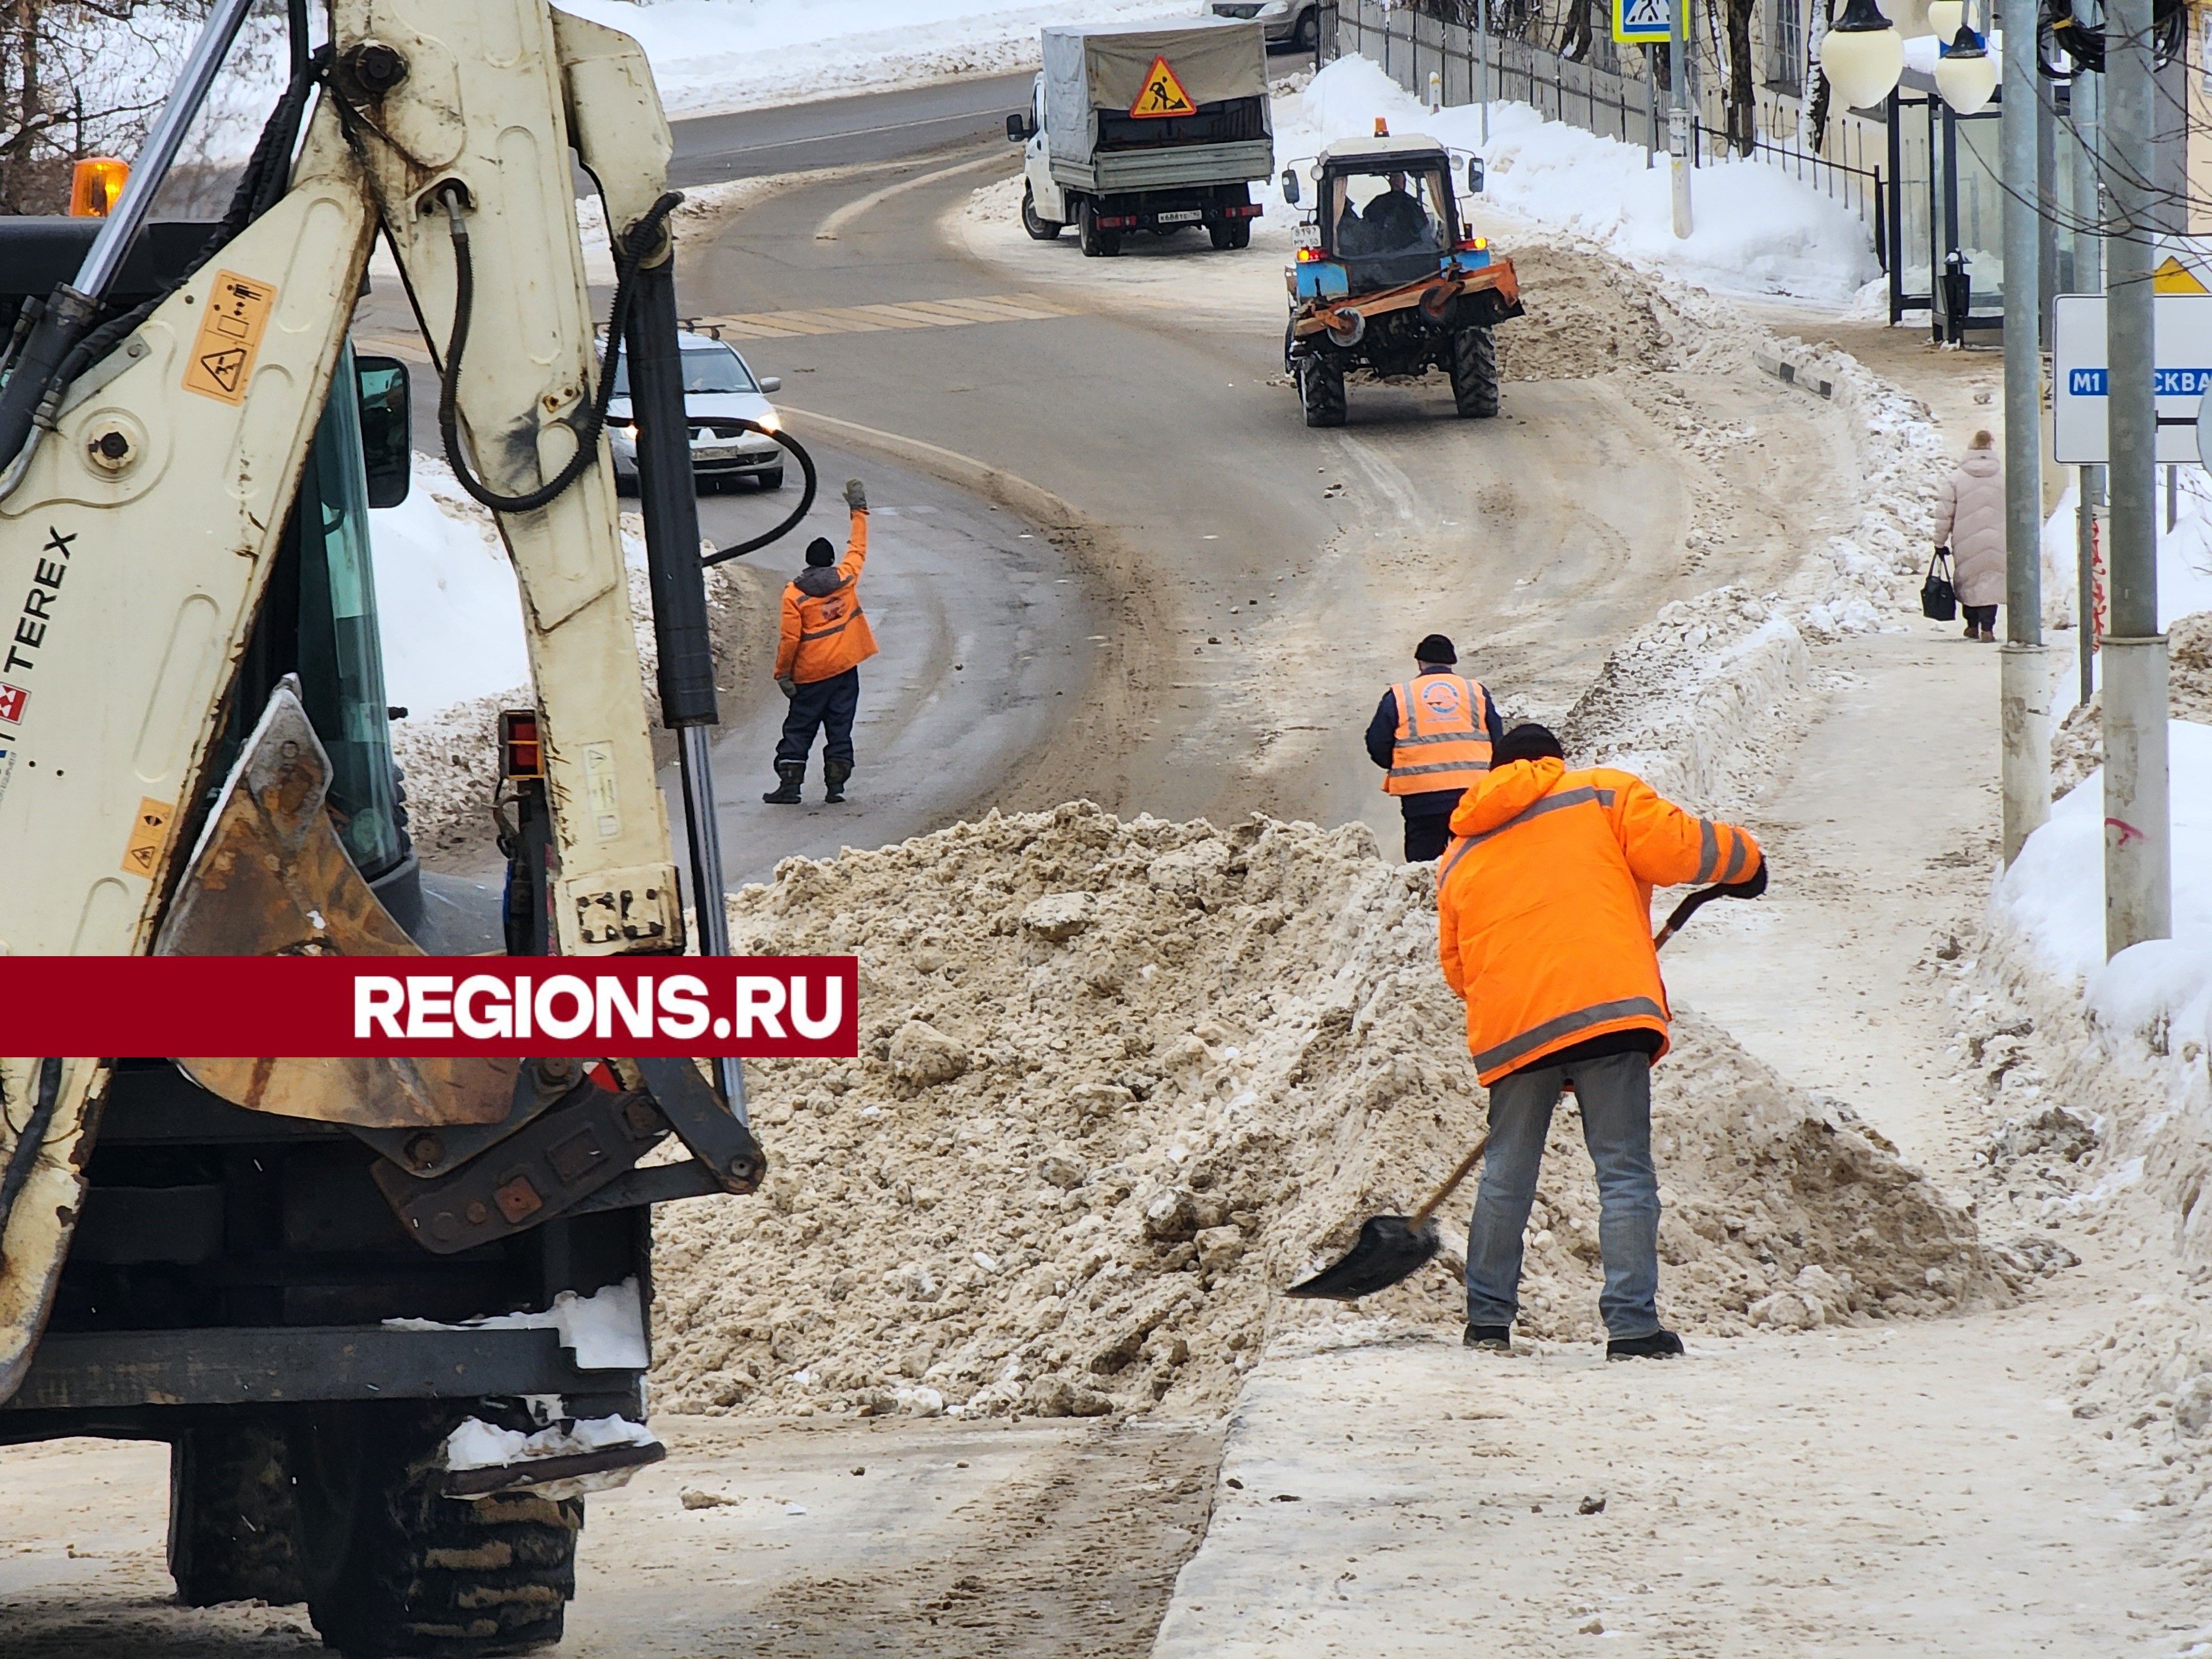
left=1281, top=168, right=1301, bottom=205
left=354, top=354, right=411, bottom=509
left=1467, top=157, right=1485, bottom=194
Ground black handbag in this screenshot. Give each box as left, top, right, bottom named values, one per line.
left=1921, top=548, right=1957, bottom=622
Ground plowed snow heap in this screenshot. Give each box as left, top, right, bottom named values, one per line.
left=650, top=805, right=1987, bottom=1420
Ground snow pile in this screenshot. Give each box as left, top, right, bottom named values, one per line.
left=2053, top=613, right=2212, bottom=796
left=1271, top=56, right=1881, bottom=306
left=1561, top=587, right=1809, bottom=817
left=560, top=0, right=1198, bottom=119
left=369, top=457, right=533, bottom=718
left=645, top=804, right=1990, bottom=1422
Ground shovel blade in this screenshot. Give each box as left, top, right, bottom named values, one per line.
left=1284, top=1214, right=1442, bottom=1301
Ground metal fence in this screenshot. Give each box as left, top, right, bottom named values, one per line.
left=1323, top=0, right=1888, bottom=269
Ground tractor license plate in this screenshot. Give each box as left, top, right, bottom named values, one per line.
left=1156, top=210, right=1203, bottom=225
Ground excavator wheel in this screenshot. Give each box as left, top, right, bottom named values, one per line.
left=1298, top=353, right=1347, bottom=427
left=295, top=1406, right=582, bottom=1658
left=169, top=1415, right=307, bottom=1606
left=1448, top=324, right=1500, bottom=419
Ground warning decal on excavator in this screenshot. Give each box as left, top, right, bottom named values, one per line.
left=182, top=270, right=278, bottom=404
left=1129, top=56, right=1197, bottom=118
left=121, top=797, right=174, bottom=878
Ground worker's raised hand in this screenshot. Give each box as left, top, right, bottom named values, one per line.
left=1721, top=858, right=1768, bottom=900
left=843, top=477, right=868, bottom=512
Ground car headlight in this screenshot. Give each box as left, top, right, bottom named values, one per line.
left=754, top=409, right=781, bottom=434
left=1260, top=1, right=1290, bottom=13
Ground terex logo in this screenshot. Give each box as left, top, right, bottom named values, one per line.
left=0, top=682, right=23, bottom=724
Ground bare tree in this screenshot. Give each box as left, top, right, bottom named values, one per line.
left=1723, top=0, right=1757, bottom=153
left=0, top=0, right=279, bottom=216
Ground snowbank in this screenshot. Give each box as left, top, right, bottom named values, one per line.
left=367, top=458, right=533, bottom=717
left=561, top=0, right=1198, bottom=118
left=1996, top=718, right=2212, bottom=985
left=1269, top=56, right=1881, bottom=306
left=2037, top=467, right=2212, bottom=641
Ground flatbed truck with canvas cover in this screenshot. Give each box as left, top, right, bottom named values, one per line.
left=0, top=0, right=818, bottom=1650
left=1008, top=18, right=1273, bottom=256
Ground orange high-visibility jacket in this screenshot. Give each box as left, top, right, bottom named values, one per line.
left=1384, top=673, right=1494, bottom=796
left=1435, top=757, right=1762, bottom=1084
left=774, top=510, right=878, bottom=684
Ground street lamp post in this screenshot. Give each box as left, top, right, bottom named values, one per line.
left=2000, top=0, right=2050, bottom=866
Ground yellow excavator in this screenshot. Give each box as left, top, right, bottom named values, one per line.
left=0, top=0, right=794, bottom=1648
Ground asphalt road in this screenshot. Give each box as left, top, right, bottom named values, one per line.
left=667, top=74, right=1039, bottom=187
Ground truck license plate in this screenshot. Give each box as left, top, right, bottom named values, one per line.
left=1156, top=210, right=1203, bottom=225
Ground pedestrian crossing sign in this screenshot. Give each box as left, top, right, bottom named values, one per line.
left=1130, top=56, right=1198, bottom=118
left=1613, top=0, right=1673, bottom=43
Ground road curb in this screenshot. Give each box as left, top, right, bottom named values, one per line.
left=1754, top=348, right=1835, bottom=401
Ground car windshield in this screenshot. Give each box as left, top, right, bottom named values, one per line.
left=1325, top=164, right=1453, bottom=259
left=612, top=344, right=758, bottom=397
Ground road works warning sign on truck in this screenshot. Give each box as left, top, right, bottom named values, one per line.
left=1130, top=55, right=1196, bottom=117
left=2051, top=292, right=2212, bottom=464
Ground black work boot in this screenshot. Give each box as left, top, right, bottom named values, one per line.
left=1463, top=1323, right=1512, bottom=1353
left=822, top=759, right=853, bottom=804
left=1606, top=1329, right=1685, bottom=1361
left=761, top=761, right=804, bottom=805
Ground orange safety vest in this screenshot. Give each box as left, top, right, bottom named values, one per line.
left=1384, top=673, right=1493, bottom=796
left=775, top=512, right=879, bottom=684
left=1434, top=757, right=1762, bottom=1084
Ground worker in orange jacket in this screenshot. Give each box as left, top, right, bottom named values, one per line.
left=1436, top=723, right=1766, bottom=1360
left=765, top=479, right=877, bottom=806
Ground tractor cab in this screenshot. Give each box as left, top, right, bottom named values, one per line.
left=1314, top=137, right=1463, bottom=291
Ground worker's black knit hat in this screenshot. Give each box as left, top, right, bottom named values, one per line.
left=1414, top=632, right=1457, bottom=664
left=1492, top=723, right=1565, bottom=766
left=805, top=537, right=836, bottom=566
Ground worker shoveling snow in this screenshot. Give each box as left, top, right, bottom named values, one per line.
left=649, top=803, right=1990, bottom=1421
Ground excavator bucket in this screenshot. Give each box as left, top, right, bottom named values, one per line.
left=157, top=679, right=519, bottom=1128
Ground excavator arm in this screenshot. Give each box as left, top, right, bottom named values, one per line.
left=0, top=0, right=741, bottom=1404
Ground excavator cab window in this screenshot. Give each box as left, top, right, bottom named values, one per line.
left=217, top=342, right=409, bottom=888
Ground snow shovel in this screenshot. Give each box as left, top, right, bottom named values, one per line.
left=1283, top=883, right=1734, bottom=1302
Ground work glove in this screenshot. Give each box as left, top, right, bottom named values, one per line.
left=1720, top=857, right=1768, bottom=900
left=843, top=477, right=868, bottom=512
left=776, top=676, right=797, bottom=700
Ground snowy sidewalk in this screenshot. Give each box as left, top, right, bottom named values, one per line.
left=1155, top=1319, right=2196, bottom=1657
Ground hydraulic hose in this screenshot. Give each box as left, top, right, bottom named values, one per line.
left=437, top=187, right=680, bottom=515
left=702, top=423, right=817, bottom=565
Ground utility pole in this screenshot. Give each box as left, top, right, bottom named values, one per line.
left=1480, top=0, right=1491, bottom=144
left=2071, top=36, right=2103, bottom=711
left=2101, top=0, right=2171, bottom=953
left=1999, top=0, right=2048, bottom=866
left=1670, top=0, right=1693, bottom=237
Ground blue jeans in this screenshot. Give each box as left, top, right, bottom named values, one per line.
left=775, top=666, right=859, bottom=769
left=1464, top=1048, right=1661, bottom=1339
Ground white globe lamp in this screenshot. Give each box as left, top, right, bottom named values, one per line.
left=1926, top=0, right=1966, bottom=38
left=1934, top=26, right=1998, bottom=114
left=1819, top=0, right=1907, bottom=110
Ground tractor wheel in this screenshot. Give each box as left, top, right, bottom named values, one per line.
left=1077, top=200, right=1120, bottom=258
left=1448, top=324, right=1500, bottom=418
left=169, top=1416, right=306, bottom=1607
left=295, top=1406, right=582, bottom=1659
left=1299, top=354, right=1347, bottom=427
left=1020, top=182, right=1062, bottom=241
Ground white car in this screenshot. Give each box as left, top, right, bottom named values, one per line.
left=606, top=331, right=786, bottom=493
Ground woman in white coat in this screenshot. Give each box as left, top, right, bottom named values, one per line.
left=1932, top=430, right=2005, bottom=641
